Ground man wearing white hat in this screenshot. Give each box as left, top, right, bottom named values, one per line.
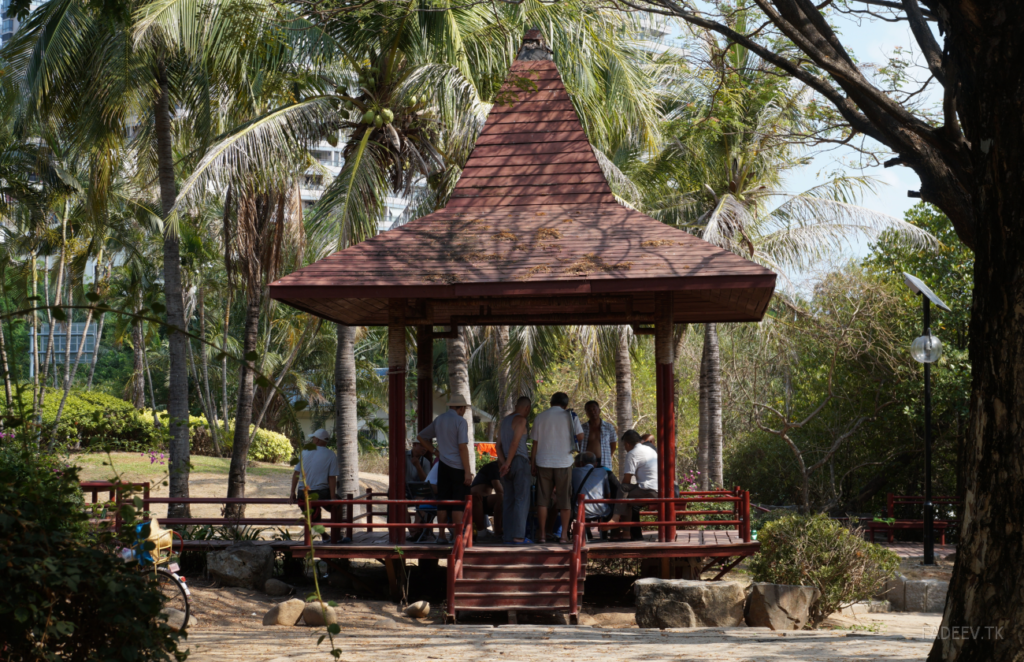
left=416, top=394, right=473, bottom=543
left=291, top=428, right=339, bottom=536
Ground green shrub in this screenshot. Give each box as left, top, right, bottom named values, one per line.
left=217, top=422, right=293, bottom=463
left=139, top=411, right=293, bottom=463
left=748, top=513, right=901, bottom=625
left=2, top=389, right=164, bottom=451
left=0, top=446, right=186, bottom=660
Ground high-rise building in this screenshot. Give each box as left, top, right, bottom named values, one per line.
left=1, top=0, right=23, bottom=45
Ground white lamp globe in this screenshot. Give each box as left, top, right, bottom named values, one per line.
left=911, top=334, right=943, bottom=364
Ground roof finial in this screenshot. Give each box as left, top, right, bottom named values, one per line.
left=517, top=28, right=553, bottom=61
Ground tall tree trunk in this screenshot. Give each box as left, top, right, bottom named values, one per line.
left=222, top=291, right=231, bottom=427
left=225, top=296, right=260, bottom=518
left=187, top=334, right=222, bottom=457
left=30, top=252, right=39, bottom=418
left=130, top=321, right=146, bottom=409
left=143, top=335, right=161, bottom=429
left=447, top=328, right=474, bottom=471
left=52, top=296, right=96, bottom=432
left=335, top=324, right=360, bottom=502
left=494, top=325, right=514, bottom=416
left=698, top=337, right=709, bottom=490
left=39, top=244, right=65, bottom=411
left=155, top=60, right=190, bottom=517
left=614, top=325, right=633, bottom=470
left=704, top=323, right=723, bottom=488
left=53, top=248, right=104, bottom=431
left=929, top=27, right=1024, bottom=654
left=0, top=310, right=11, bottom=409
left=86, top=312, right=105, bottom=390
left=197, top=287, right=222, bottom=455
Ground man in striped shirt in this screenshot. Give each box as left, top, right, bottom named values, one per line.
left=581, top=401, right=617, bottom=469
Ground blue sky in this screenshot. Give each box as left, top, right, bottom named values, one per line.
left=777, top=12, right=936, bottom=262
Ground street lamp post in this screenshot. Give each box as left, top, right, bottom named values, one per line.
left=903, top=273, right=950, bottom=566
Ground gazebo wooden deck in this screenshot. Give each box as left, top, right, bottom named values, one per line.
left=268, top=31, right=776, bottom=620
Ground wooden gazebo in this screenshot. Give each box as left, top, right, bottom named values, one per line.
left=269, top=32, right=775, bottom=614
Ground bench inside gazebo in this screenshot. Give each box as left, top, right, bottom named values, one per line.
left=267, top=31, right=776, bottom=620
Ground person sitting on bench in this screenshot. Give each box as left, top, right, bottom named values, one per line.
left=572, top=452, right=612, bottom=536
left=470, top=460, right=504, bottom=540
left=606, top=430, right=658, bottom=541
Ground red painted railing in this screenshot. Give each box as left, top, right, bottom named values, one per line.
left=446, top=495, right=473, bottom=617
left=570, top=495, right=586, bottom=615
left=582, top=489, right=752, bottom=543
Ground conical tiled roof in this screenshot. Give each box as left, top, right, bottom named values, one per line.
left=447, top=60, right=616, bottom=208
left=270, top=43, right=776, bottom=327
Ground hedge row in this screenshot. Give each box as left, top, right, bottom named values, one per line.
left=1, top=389, right=293, bottom=463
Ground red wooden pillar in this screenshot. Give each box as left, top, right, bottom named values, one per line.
left=416, top=326, right=434, bottom=435
left=388, top=300, right=407, bottom=544
left=655, top=293, right=676, bottom=544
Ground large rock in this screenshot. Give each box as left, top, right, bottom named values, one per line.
left=634, top=578, right=745, bottom=628
left=744, top=583, right=820, bottom=631
left=878, top=575, right=907, bottom=611
left=207, top=541, right=275, bottom=589
left=264, top=578, right=293, bottom=596
left=403, top=600, right=430, bottom=619
left=302, top=601, right=338, bottom=626
left=262, top=599, right=306, bottom=626
left=905, top=579, right=948, bottom=613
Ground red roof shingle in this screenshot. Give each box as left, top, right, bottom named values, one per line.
left=270, top=57, right=775, bottom=326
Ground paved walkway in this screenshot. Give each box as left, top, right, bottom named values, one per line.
left=880, top=542, right=956, bottom=559
left=185, top=617, right=942, bottom=662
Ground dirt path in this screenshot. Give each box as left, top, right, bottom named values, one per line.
left=185, top=619, right=941, bottom=662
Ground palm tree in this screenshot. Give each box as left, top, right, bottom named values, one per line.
left=638, top=22, right=936, bottom=488
left=4, top=0, right=233, bottom=512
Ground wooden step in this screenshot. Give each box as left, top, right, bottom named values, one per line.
left=455, top=577, right=584, bottom=593
left=462, top=551, right=571, bottom=566
left=453, top=591, right=571, bottom=609
left=461, top=564, right=582, bottom=580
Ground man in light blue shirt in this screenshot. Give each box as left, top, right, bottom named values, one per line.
left=416, top=394, right=473, bottom=543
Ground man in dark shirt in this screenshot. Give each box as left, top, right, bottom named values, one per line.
left=470, top=460, right=504, bottom=540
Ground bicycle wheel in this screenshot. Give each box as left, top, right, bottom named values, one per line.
left=155, top=567, right=191, bottom=631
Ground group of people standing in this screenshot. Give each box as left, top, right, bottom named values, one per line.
left=415, top=391, right=659, bottom=545
left=289, top=390, right=661, bottom=546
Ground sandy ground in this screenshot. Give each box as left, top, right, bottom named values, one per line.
left=176, top=579, right=943, bottom=662
left=184, top=613, right=943, bottom=662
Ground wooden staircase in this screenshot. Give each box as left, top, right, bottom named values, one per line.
left=451, top=547, right=586, bottom=620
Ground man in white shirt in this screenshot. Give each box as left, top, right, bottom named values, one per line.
left=531, top=392, right=584, bottom=544
left=416, top=394, right=473, bottom=543
left=607, top=430, right=658, bottom=540
left=290, top=429, right=339, bottom=539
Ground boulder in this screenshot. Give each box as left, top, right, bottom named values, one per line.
left=264, top=578, right=293, bottom=596
left=302, top=601, right=338, bottom=626
left=878, top=575, right=907, bottom=611
left=207, top=541, right=275, bottom=590
left=634, top=578, right=745, bottom=628
left=744, top=583, right=820, bottom=630
left=262, top=599, right=306, bottom=626
left=904, top=579, right=948, bottom=613
left=403, top=600, right=430, bottom=618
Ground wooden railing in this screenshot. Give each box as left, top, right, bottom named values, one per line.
left=80, top=481, right=150, bottom=532
left=581, top=489, right=751, bottom=543
left=296, top=497, right=467, bottom=546
left=570, top=495, right=586, bottom=615
left=446, top=495, right=473, bottom=617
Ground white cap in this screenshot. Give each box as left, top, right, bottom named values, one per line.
left=308, top=428, right=330, bottom=441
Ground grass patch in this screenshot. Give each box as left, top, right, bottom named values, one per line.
left=72, top=451, right=293, bottom=484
